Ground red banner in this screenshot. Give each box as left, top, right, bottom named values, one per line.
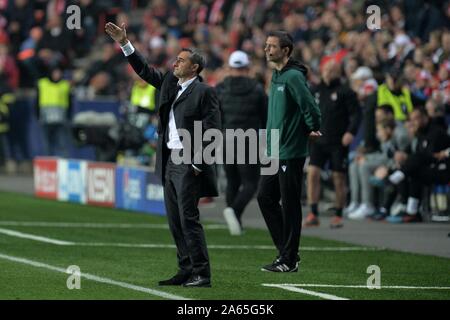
left=34, top=157, right=58, bottom=199
left=86, top=162, right=115, bottom=207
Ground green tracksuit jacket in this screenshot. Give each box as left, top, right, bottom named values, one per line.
left=266, top=59, right=321, bottom=159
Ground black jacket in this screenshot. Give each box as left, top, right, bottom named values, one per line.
left=310, top=78, right=361, bottom=145
left=126, top=50, right=221, bottom=197
left=411, top=123, right=450, bottom=165
left=401, top=121, right=450, bottom=181
left=216, top=76, right=267, bottom=163
left=216, top=76, right=267, bottom=131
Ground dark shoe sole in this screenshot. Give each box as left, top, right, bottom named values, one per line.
left=261, top=261, right=299, bottom=273
left=158, top=274, right=191, bottom=286
left=261, top=266, right=298, bottom=272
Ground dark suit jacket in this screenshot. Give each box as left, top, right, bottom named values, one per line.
left=126, top=49, right=221, bottom=197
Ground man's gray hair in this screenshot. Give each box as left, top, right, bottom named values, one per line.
left=181, top=48, right=206, bottom=75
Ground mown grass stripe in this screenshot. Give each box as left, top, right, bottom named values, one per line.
left=0, top=252, right=189, bottom=300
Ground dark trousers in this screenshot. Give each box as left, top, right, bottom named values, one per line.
left=42, top=123, right=69, bottom=157
left=163, top=156, right=210, bottom=278
left=257, top=158, right=305, bottom=263
left=382, top=180, right=408, bottom=212
left=0, top=134, right=10, bottom=165
left=224, top=163, right=260, bottom=222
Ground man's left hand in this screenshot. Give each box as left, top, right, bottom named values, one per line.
left=309, top=131, right=322, bottom=141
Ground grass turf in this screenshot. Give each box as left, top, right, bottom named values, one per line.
left=0, top=192, right=449, bottom=300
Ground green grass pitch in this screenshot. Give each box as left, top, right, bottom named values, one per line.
left=0, top=192, right=449, bottom=300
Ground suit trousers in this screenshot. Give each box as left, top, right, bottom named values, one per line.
left=164, top=154, right=210, bottom=278
left=257, top=158, right=306, bottom=263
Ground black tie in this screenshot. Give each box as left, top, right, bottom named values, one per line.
left=165, top=85, right=183, bottom=145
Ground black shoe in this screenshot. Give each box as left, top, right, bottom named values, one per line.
left=182, top=275, right=211, bottom=288
left=261, top=258, right=299, bottom=273
left=158, top=272, right=191, bottom=286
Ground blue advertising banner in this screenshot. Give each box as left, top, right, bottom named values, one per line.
left=115, top=166, right=165, bottom=215
left=144, top=172, right=166, bottom=216
left=116, top=166, right=146, bottom=211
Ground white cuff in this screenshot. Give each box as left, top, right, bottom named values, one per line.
left=120, top=41, right=135, bottom=57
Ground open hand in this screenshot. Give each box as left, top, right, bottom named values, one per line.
left=105, top=22, right=128, bottom=46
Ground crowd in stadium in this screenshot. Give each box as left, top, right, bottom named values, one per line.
left=0, top=0, right=449, bottom=225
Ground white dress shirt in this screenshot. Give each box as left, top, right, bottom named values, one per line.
left=167, top=76, right=197, bottom=150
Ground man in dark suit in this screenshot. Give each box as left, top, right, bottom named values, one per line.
left=106, top=22, right=221, bottom=288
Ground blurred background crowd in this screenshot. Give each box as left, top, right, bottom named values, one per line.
left=0, top=0, right=448, bottom=100
left=0, top=0, right=449, bottom=224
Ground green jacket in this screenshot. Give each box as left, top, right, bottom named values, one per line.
left=266, top=59, right=321, bottom=159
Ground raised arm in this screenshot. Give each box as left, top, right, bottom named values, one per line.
left=105, top=22, right=165, bottom=89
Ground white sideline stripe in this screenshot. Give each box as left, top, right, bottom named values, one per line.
left=76, top=243, right=382, bottom=251
left=0, top=227, right=383, bottom=251
left=0, top=228, right=74, bottom=245
left=0, top=253, right=188, bottom=300
left=262, top=284, right=349, bottom=300
left=0, top=221, right=227, bottom=230
left=265, top=283, right=450, bottom=290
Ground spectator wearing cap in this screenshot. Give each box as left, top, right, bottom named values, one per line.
left=215, top=50, right=267, bottom=235
left=350, top=66, right=378, bottom=102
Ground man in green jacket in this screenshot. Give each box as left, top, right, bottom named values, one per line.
left=258, top=31, right=321, bottom=272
